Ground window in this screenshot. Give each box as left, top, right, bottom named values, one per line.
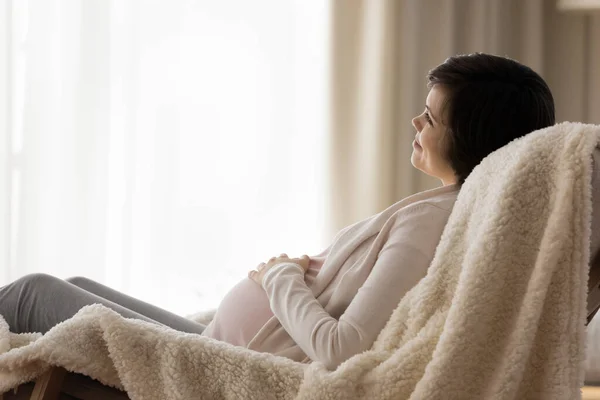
left=1, top=0, right=330, bottom=316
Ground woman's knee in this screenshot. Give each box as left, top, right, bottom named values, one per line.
left=16, top=273, right=61, bottom=285
left=65, top=276, right=92, bottom=286
left=11, top=273, right=64, bottom=292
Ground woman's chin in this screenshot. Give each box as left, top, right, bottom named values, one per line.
left=410, top=156, right=429, bottom=178
left=410, top=152, right=421, bottom=169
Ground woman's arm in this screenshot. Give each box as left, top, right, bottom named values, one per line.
left=261, top=203, right=452, bottom=370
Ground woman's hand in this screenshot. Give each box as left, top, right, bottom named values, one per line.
left=249, top=253, right=310, bottom=287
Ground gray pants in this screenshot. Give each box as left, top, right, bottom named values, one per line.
left=0, top=273, right=206, bottom=334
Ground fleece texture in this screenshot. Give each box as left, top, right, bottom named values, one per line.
left=0, top=122, right=598, bottom=399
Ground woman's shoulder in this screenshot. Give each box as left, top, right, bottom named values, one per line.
left=333, top=185, right=460, bottom=240
left=374, top=187, right=460, bottom=236
left=414, top=188, right=460, bottom=213
left=393, top=184, right=460, bottom=214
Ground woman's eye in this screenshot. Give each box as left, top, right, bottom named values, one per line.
left=425, top=112, right=433, bottom=125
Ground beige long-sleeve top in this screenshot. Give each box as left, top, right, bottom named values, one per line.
left=203, top=183, right=461, bottom=369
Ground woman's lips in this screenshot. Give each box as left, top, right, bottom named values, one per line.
left=413, top=138, right=422, bottom=148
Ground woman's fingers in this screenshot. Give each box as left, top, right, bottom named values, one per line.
left=295, top=255, right=310, bottom=271
left=251, top=254, right=310, bottom=287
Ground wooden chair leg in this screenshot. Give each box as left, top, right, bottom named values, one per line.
left=30, top=368, right=67, bottom=400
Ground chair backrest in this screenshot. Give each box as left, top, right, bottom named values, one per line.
left=588, top=259, right=600, bottom=324
left=587, top=147, right=600, bottom=325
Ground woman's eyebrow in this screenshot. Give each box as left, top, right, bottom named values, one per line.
left=425, top=105, right=438, bottom=123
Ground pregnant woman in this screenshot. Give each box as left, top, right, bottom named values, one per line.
left=0, top=53, right=555, bottom=370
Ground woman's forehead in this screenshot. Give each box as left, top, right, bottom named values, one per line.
left=426, top=85, right=447, bottom=110
left=426, top=85, right=448, bottom=121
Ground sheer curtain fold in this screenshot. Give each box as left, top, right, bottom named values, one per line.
left=328, top=0, right=600, bottom=235
left=17, top=0, right=111, bottom=280
left=0, top=0, right=10, bottom=284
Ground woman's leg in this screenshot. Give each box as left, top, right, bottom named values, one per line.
left=65, top=276, right=205, bottom=334
left=0, top=273, right=205, bottom=334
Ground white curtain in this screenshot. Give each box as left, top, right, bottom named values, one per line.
left=0, top=0, right=330, bottom=316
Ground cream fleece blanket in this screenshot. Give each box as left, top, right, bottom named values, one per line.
left=1, top=122, right=598, bottom=399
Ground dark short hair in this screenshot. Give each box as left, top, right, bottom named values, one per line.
left=427, top=53, right=555, bottom=185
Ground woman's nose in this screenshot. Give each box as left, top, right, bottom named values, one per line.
left=412, top=115, right=421, bottom=132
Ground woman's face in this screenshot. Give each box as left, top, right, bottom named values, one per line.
left=411, top=85, right=457, bottom=186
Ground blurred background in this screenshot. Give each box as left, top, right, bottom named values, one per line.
left=0, top=0, right=598, bottom=316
